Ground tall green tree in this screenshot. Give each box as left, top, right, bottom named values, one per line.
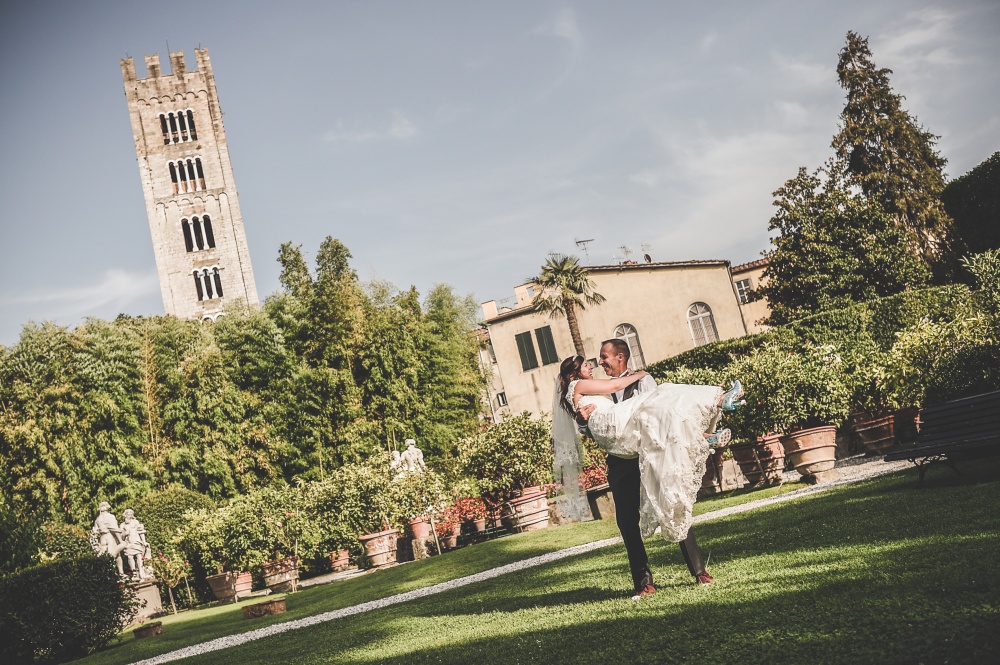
left=760, top=165, right=931, bottom=324
left=942, top=151, right=1000, bottom=256
left=413, top=284, right=485, bottom=458
left=530, top=254, right=605, bottom=356
left=833, top=31, right=955, bottom=266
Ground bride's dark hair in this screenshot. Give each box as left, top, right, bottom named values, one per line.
left=558, top=355, right=585, bottom=413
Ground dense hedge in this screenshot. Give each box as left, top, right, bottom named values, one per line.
left=131, top=487, right=216, bottom=556
left=37, top=522, right=92, bottom=561
left=0, top=556, right=139, bottom=663
left=649, top=285, right=975, bottom=378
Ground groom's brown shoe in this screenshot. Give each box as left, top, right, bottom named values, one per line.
left=631, top=584, right=656, bottom=600
left=696, top=571, right=714, bottom=586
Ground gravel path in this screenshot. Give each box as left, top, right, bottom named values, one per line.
left=130, top=457, right=912, bottom=665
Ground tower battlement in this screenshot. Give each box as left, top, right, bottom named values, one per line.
left=121, top=46, right=257, bottom=320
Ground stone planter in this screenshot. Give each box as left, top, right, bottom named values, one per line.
left=205, top=571, right=248, bottom=603
left=133, top=621, right=162, bottom=640
left=586, top=483, right=616, bottom=520
left=502, top=486, right=550, bottom=532
left=261, top=556, right=299, bottom=593
left=327, top=549, right=352, bottom=572
left=242, top=597, right=286, bottom=619
left=781, top=425, right=838, bottom=478
left=234, top=571, right=253, bottom=599
left=409, top=517, right=431, bottom=540
left=359, top=528, right=399, bottom=569
left=731, top=434, right=785, bottom=487
left=853, top=413, right=896, bottom=452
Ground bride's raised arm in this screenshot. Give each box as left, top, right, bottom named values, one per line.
left=573, top=371, right=649, bottom=402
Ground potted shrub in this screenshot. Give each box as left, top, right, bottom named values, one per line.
left=176, top=507, right=251, bottom=603
left=300, top=479, right=357, bottom=573
left=720, top=354, right=787, bottom=487
left=331, top=456, right=403, bottom=569
left=435, top=505, right=462, bottom=550
left=767, top=344, right=851, bottom=478
left=454, top=495, right=488, bottom=533
left=459, top=413, right=554, bottom=532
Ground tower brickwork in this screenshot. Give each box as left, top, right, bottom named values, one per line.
left=121, top=48, right=258, bottom=319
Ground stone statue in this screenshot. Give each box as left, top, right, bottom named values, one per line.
left=399, top=438, right=426, bottom=474
left=91, top=502, right=152, bottom=579
left=92, top=501, right=125, bottom=575
left=119, top=509, right=153, bottom=580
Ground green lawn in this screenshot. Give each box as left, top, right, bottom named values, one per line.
left=78, top=464, right=1000, bottom=664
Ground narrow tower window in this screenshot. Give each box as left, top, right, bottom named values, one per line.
left=168, top=112, right=179, bottom=142
left=159, top=115, right=170, bottom=144
left=192, top=217, right=205, bottom=250
left=193, top=270, right=204, bottom=301
left=187, top=110, right=197, bottom=140
left=182, top=219, right=194, bottom=252
left=213, top=267, right=224, bottom=297
left=203, top=215, right=215, bottom=248
left=195, top=158, right=205, bottom=189
left=169, top=162, right=179, bottom=195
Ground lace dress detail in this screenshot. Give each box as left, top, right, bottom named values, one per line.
left=568, top=379, right=723, bottom=543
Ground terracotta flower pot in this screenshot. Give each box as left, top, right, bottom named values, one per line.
left=468, top=518, right=487, bottom=533
left=781, top=425, right=837, bottom=476
left=731, top=434, right=785, bottom=487
left=261, top=555, right=299, bottom=593
left=409, top=516, right=431, bottom=540
left=440, top=534, right=459, bottom=550
left=359, top=529, right=399, bottom=569
left=327, top=548, right=352, bottom=572
left=205, top=571, right=249, bottom=603
left=502, top=486, right=550, bottom=532
left=853, top=413, right=896, bottom=451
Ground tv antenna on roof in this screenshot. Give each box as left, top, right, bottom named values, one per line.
left=641, top=243, right=653, bottom=263
left=575, top=238, right=594, bottom=263
left=618, top=245, right=634, bottom=263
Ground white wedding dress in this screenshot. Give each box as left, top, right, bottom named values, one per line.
left=566, top=379, right=723, bottom=542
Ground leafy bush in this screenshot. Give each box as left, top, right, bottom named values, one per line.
left=725, top=343, right=851, bottom=437
left=130, top=487, right=216, bottom=557
left=459, top=412, right=553, bottom=503
left=36, top=522, right=92, bottom=562
left=0, top=506, right=40, bottom=575
left=0, top=556, right=139, bottom=664
left=880, top=316, right=999, bottom=407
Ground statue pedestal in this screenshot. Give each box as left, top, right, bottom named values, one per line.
left=132, top=579, right=163, bottom=619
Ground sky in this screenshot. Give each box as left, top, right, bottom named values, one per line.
left=1, top=1, right=998, bottom=345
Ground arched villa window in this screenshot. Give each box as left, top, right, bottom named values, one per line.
left=613, top=323, right=646, bottom=371
left=687, top=302, right=719, bottom=347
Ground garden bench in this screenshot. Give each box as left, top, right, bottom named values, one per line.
left=884, top=390, right=1000, bottom=485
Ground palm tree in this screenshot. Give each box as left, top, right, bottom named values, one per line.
left=530, top=254, right=605, bottom=357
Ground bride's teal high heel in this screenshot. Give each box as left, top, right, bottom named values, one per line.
left=720, top=380, right=744, bottom=412
left=705, top=428, right=731, bottom=448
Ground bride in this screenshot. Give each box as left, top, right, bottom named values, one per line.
left=552, top=355, right=743, bottom=543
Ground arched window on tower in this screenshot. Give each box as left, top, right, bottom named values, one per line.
left=186, top=110, right=197, bottom=140
left=159, top=110, right=197, bottom=144
left=195, top=158, right=205, bottom=190
left=181, top=219, right=194, bottom=252
left=159, top=115, right=170, bottom=145
left=202, top=215, right=215, bottom=248
left=687, top=302, right=719, bottom=347
left=169, top=162, right=179, bottom=195
left=192, top=270, right=204, bottom=301
left=613, top=323, right=646, bottom=371
left=213, top=267, right=223, bottom=297
left=191, top=217, right=205, bottom=250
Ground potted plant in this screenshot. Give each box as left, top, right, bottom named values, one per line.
left=330, top=456, right=402, bottom=569
left=459, top=413, right=554, bottom=532
left=435, top=505, right=463, bottom=550
left=454, top=495, right=488, bottom=533
left=300, top=478, right=357, bottom=573
left=176, top=506, right=252, bottom=603
left=767, top=344, right=851, bottom=478
left=721, top=354, right=787, bottom=487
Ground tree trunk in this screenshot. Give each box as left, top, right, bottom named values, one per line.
left=564, top=300, right=585, bottom=356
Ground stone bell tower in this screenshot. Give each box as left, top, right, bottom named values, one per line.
left=121, top=48, right=258, bottom=320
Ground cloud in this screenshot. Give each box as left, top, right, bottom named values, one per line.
left=323, top=113, right=418, bottom=143
left=771, top=51, right=830, bottom=89
left=700, top=33, right=718, bottom=53
left=535, top=7, right=582, bottom=50
left=0, top=269, right=158, bottom=312
left=772, top=100, right=810, bottom=127
left=874, top=8, right=961, bottom=69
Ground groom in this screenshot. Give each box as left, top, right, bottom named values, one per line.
left=589, top=338, right=714, bottom=599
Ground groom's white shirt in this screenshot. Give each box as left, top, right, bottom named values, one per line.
left=611, top=369, right=657, bottom=403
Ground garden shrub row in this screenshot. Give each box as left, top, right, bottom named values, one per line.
left=649, top=284, right=976, bottom=377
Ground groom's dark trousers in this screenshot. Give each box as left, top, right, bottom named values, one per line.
left=607, top=386, right=706, bottom=590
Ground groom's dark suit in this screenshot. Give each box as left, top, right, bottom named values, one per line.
left=606, top=379, right=706, bottom=591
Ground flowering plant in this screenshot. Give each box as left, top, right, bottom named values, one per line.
left=435, top=504, right=462, bottom=534
left=580, top=464, right=608, bottom=489
left=453, top=496, right=486, bottom=521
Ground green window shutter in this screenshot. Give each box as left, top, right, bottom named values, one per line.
left=515, top=332, right=539, bottom=371
left=535, top=326, right=559, bottom=365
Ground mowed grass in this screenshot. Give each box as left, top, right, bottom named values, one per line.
left=78, top=464, right=1000, bottom=664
